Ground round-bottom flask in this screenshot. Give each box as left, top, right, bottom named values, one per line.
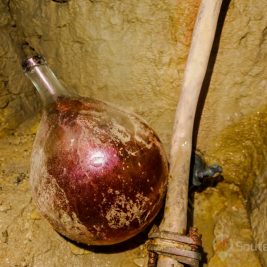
left=23, top=55, right=168, bottom=245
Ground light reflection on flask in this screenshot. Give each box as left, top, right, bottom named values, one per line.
left=89, top=150, right=106, bottom=168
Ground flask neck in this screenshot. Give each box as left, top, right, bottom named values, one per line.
left=22, top=55, right=72, bottom=106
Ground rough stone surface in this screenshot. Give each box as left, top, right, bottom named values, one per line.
left=197, top=0, right=267, bottom=152
left=0, top=0, right=40, bottom=135
left=206, top=107, right=267, bottom=266
left=207, top=108, right=267, bottom=196
left=194, top=184, right=261, bottom=267
left=249, top=171, right=267, bottom=266
left=3, top=0, right=201, bottom=149
left=0, top=0, right=266, bottom=266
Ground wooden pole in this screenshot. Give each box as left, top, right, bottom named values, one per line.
left=157, top=0, right=223, bottom=266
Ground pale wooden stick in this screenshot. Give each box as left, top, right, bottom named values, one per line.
left=157, top=0, right=223, bottom=266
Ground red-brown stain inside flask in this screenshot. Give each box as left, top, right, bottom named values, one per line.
left=41, top=96, right=168, bottom=245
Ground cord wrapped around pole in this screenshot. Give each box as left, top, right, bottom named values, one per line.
left=156, top=0, right=223, bottom=266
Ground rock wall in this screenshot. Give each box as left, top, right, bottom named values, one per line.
left=197, top=0, right=267, bottom=152
left=0, top=0, right=40, bottom=135
left=0, top=0, right=267, bottom=266
left=3, top=0, right=200, bottom=148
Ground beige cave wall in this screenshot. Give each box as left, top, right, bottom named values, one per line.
left=0, top=0, right=267, bottom=267
left=1, top=0, right=266, bottom=152
left=0, top=0, right=40, bottom=136
left=1, top=0, right=200, bottom=147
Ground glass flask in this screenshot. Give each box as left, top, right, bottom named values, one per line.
left=22, top=55, right=168, bottom=245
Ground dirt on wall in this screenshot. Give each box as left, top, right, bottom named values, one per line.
left=0, top=0, right=266, bottom=266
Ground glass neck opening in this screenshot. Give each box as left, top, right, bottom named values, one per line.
left=25, top=63, right=72, bottom=106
